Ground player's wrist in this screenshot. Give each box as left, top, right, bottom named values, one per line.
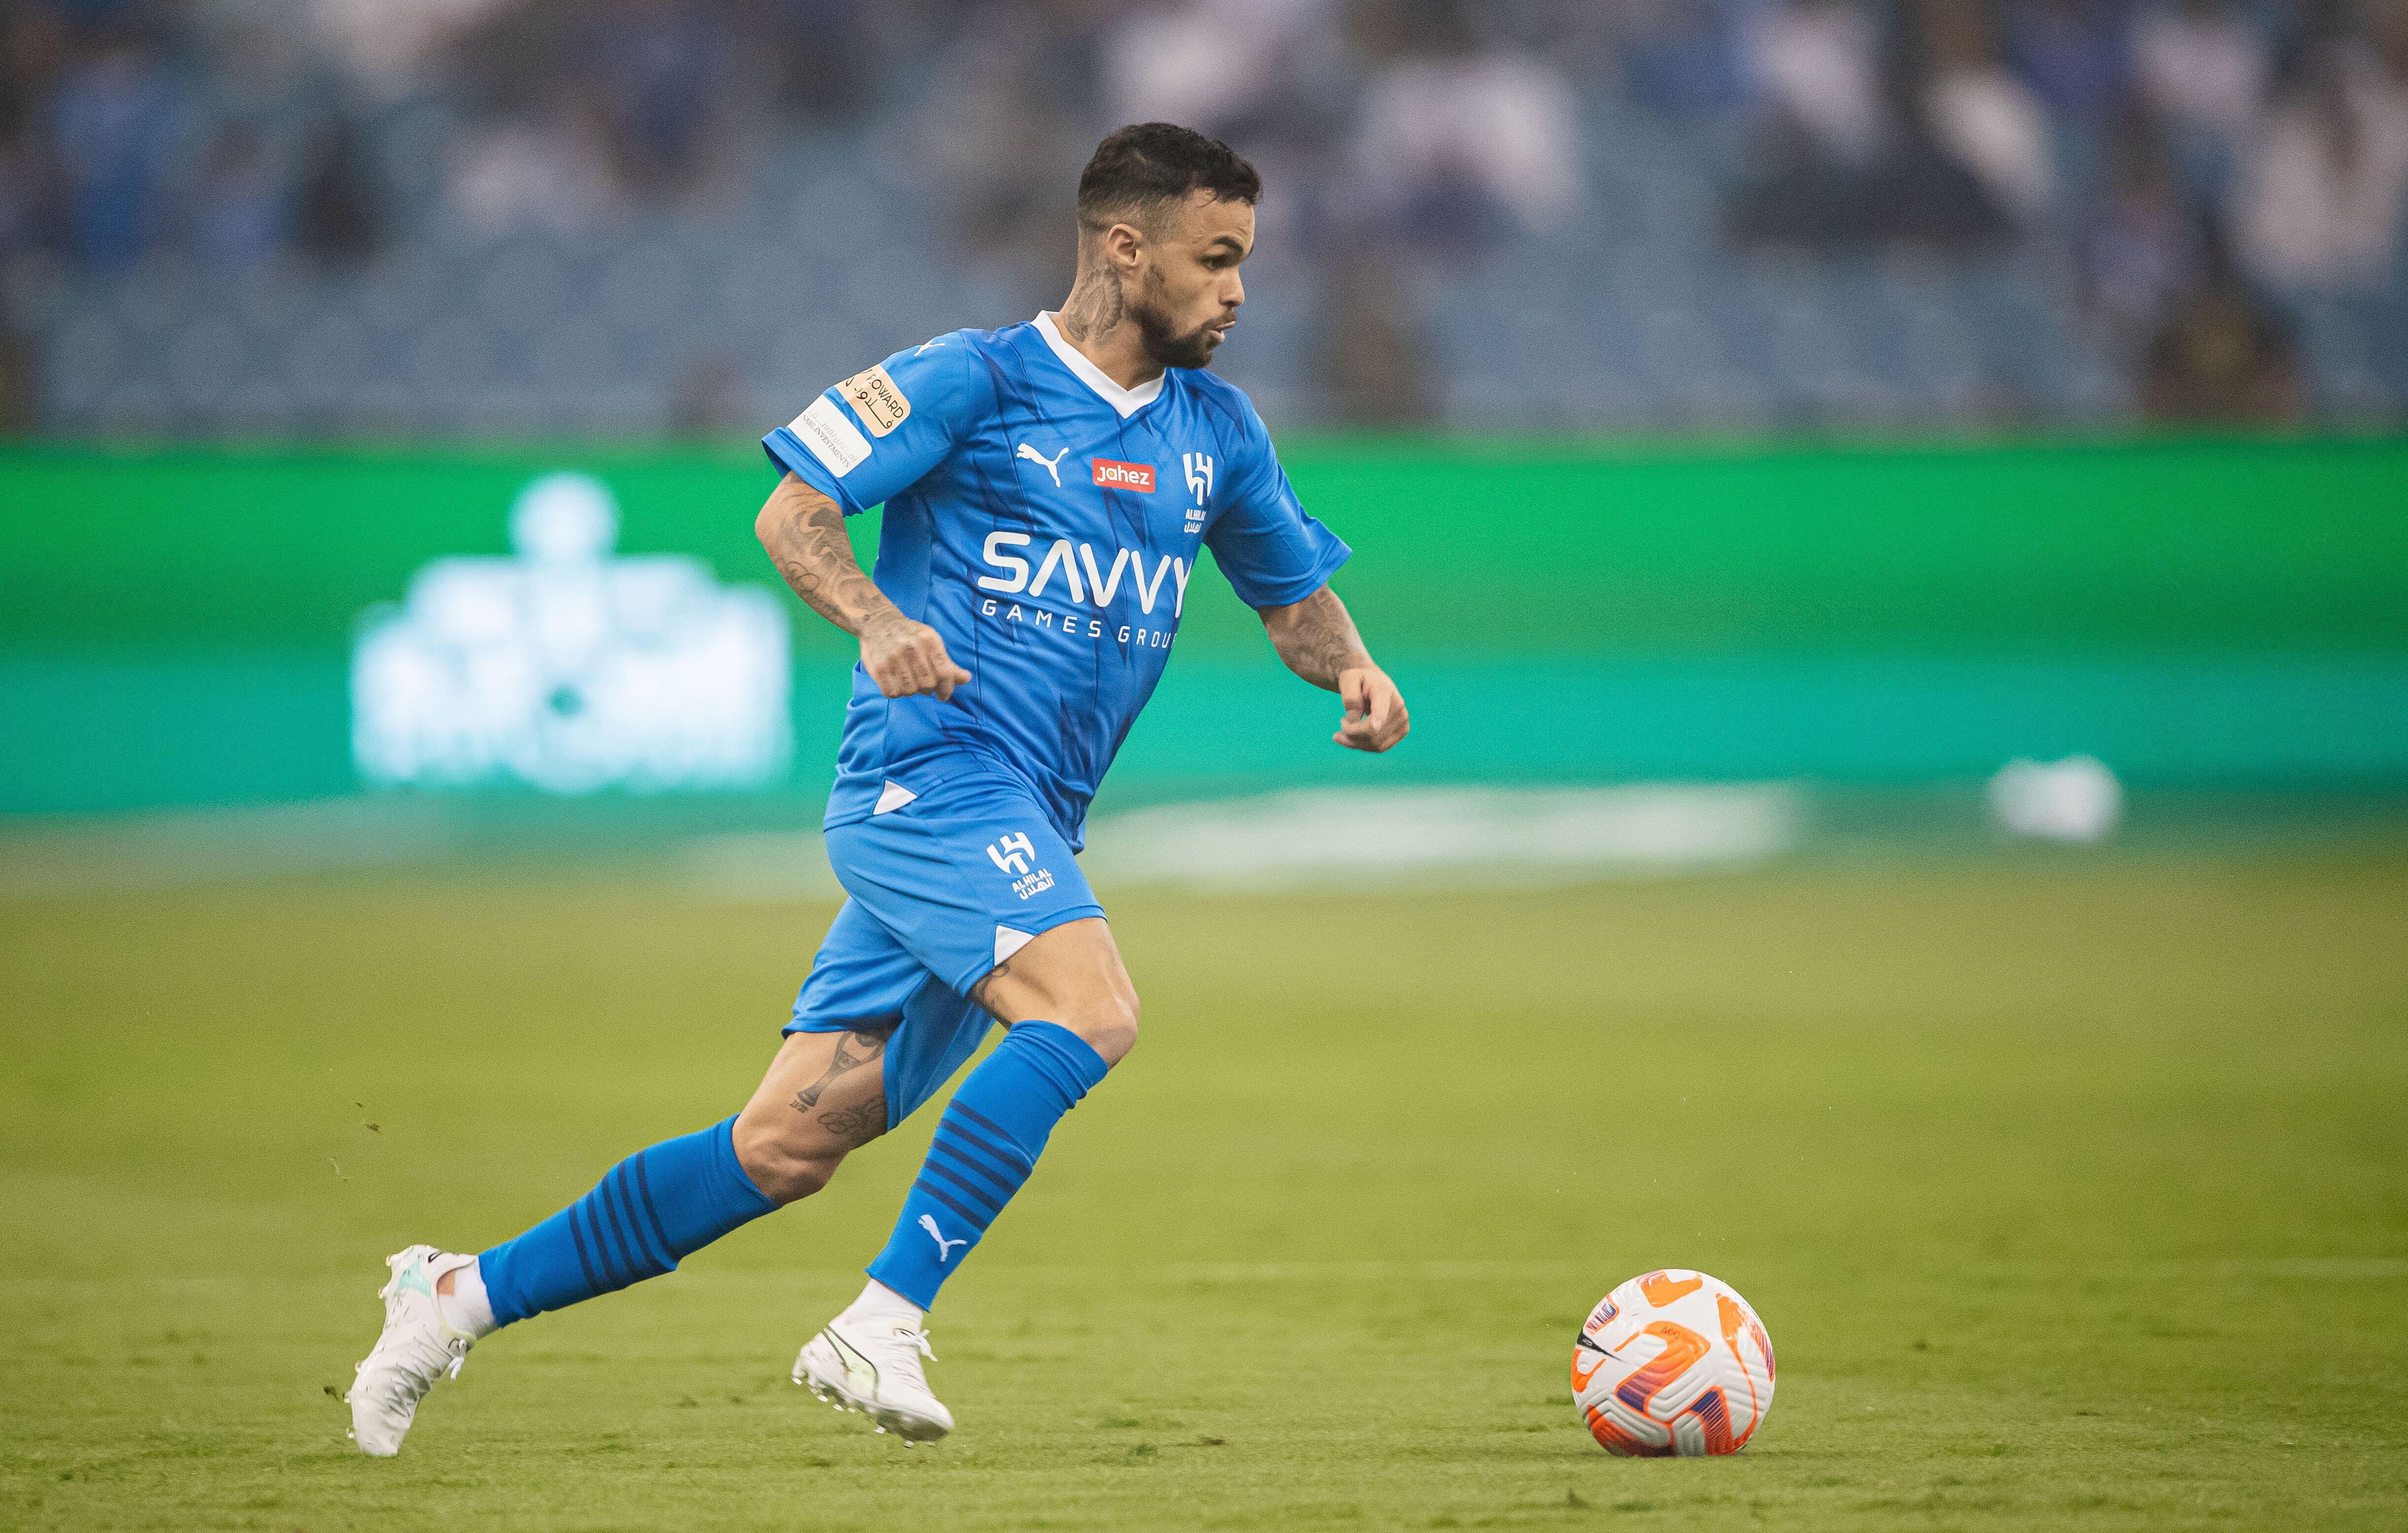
left=859, top=607, right=916, bottom=644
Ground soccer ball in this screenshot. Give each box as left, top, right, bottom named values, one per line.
left=1572, top=1269, right=1775, bottom=1456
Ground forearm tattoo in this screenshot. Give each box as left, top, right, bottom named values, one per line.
left=765, top=489, right=891, bottom=636
left=1271, top=587, right=1373, bottom=690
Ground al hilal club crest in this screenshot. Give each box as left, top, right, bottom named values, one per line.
left=351, top=472, right=791, bottom=793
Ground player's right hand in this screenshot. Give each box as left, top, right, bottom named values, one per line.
left=860, top=615, right=971, bottom=701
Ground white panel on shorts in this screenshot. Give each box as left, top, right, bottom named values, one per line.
left=873, top=780, right=919, bottom=814
left=994, top=925, right=1036, bottom=966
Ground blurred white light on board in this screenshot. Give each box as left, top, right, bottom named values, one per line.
left=351, top=472, right=791, bottom=794
left=1987, top=755, right=2123, bottom=843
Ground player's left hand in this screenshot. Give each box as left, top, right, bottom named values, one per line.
left=1334, top=666, right=1409, bottom=753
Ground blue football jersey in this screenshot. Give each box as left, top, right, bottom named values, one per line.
left=762, top=314, right=1350, bottom=849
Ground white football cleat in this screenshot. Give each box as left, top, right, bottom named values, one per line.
left=794, top=1318, right=954, bottom=1443
left=345, top=1245, right=478, bottom=1457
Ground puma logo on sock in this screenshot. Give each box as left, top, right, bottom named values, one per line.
left=919, top=1214, right=968, bottom=1262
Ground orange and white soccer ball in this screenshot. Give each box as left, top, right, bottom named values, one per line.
left=1572, top=1269, right=1775, bottom=1456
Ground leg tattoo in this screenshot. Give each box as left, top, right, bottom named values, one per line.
left=791, top=1028, right=888, bottom=1116
left=966, top=958, right=1012, bottom=1017
left=815, top=1096, right=888, bottom=1147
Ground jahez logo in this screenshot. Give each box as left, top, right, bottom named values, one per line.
left=1091, top=459, right=1155, bottom=492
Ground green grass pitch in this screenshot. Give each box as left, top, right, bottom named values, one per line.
left=3, top=842, right=2405, bottom=1530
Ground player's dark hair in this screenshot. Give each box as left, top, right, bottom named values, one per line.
left=1076, top=124, right=1261, bottom=235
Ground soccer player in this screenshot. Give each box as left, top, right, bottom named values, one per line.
left=346, top=123, right=1409, bottom=1455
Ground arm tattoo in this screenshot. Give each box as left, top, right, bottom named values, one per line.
left=790, top=1028, right=887, bottom=1114
left=1265, top=586, right=1373, bottom=691
left=760, top=485, right=897, bottom=637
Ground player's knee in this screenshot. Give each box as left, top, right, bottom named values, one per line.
left=1062, top=987, right=1139, bottom=1068
left=731, top=1113, right=843, bottom=1205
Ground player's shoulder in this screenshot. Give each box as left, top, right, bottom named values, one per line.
left=895, top=323, right=1024, bottom=360
left=1175, top=366, right=1273, bottom=447
left=1176, top=365, right=1253, bottom=412
left=856, top=326, right=1014, bottom=424
left=874, top=326, right=1005, bottom=378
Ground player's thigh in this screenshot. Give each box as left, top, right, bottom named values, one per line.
left=826, top=775, right=1127, bottom=1053
left=732, top=1026, right=892, bottom=1203
left=789, top=890, right=1013, bottom=1132
left=971, top=916, right=1140, bottom=1065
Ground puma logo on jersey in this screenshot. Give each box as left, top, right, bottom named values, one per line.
left=919, top=1214, right=968, bottom=1261
left=1016, top=443, right=1069, bottom=487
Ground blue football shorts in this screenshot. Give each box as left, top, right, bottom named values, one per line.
left=787, top=769, right=1106, bottom=1127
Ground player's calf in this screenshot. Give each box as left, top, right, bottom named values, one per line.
left=346, top=1030, right=893, bottom=1454
left=799, top=918, right=1135, bottom=1443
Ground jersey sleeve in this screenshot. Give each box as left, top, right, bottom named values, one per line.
left=760, top=334, right=995, bottom=516
left=1203, top=394, right=1351, bottom=608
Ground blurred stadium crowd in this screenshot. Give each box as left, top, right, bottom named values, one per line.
left=1, top=0, right=2404, bottom=433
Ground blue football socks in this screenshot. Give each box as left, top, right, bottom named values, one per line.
left=479, top=1115, right=778, bottom=1327
left=470, top=1027, right=1107, bottom=1327
left=865, top=1020, right=1110, bottom=1310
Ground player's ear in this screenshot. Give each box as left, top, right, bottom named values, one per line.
left=1102, top=220, right=1144, bottom=274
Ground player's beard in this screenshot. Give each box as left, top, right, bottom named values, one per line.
left=1130, top=274, right=1223, bottom=371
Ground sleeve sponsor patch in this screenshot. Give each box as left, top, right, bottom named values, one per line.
left=791, top=395, right=871, bottom=477
left=838, top=364, right=911, bottom=436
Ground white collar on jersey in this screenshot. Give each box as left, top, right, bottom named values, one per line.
left=1033, top=312, right=1166, bottom=418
